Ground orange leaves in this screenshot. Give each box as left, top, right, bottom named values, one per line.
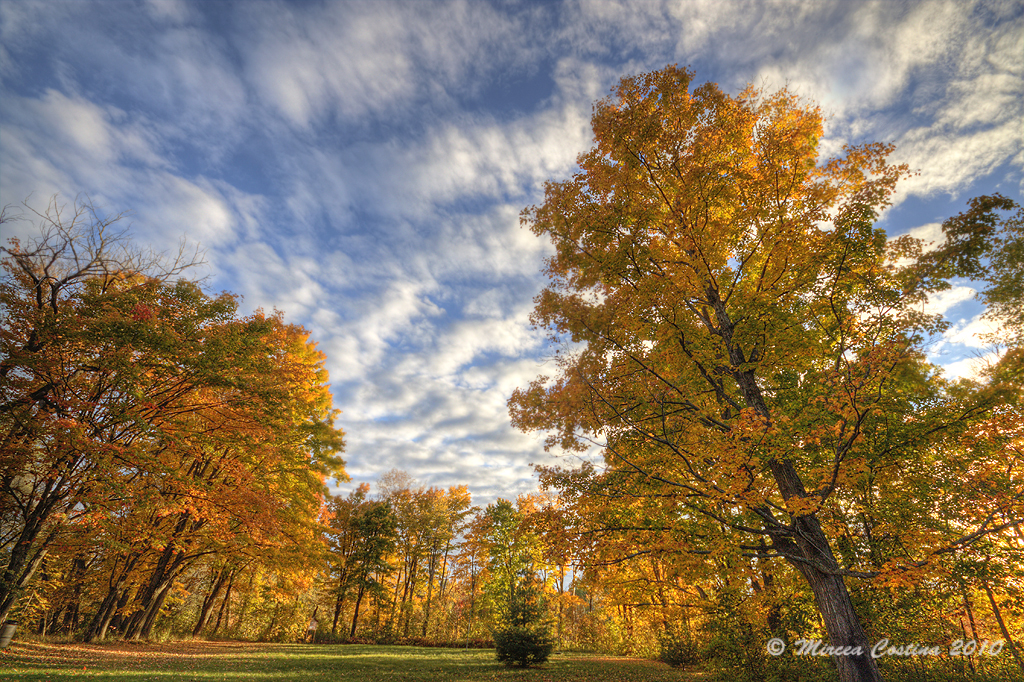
left=1, top=205, right=350, bottom=632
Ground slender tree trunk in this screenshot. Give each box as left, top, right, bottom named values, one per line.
left=372, top=584, right=382, bottom=633
left=59, top=554, right=90, bottom=635
left=959, top=618, right=977, bottom=676
left=469, top=571, right=478, bottom=638
left=0, top=524, right=57, bottom=626
left=332, top=589, right=345, bottom=636
left=123, top=513, right=201, bottom=640
left=422, top=555, right=437, bottom=638
left=85, top=586, right=120, bottom=642
left=558, top=563, right=566, bottom=649
left=138, top=578, right=174, bottom=639
left=124, top=567, right=179, bottom=639
left=962, top=585, right=980, bottom=640
left=350, top=584, right=366, bottom=638
left=124, top=550, right=189, bottom=640
left=983, top=581, right=1024, bottom=677
left=331, top=559, right=351, bottom=636
left=0, top=450, right=88, bottom=627
left=402, top=563, right=418, bottom=637
left=792, top=557, right=883, bottom=682
left=212, top=573, right=234, bottom=635
left=193, top=567, right=230, bottom=637
left=770, top=456, right=883, bottom=682
left=265, top=602, right=280, bottom=641
left=88, top=584, right=133, bottom=642
left=85, top=555, right=139, bottom=643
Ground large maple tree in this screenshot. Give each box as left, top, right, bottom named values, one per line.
left=509, top=66, right=1022, bottom=682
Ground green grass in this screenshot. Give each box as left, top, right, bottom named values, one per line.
left=0, top=641, right=703, bottom=681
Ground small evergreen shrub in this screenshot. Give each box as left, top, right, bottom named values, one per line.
left=658, top=630, right=699, bottom=668
left=493, top=626, right=554, bottom=667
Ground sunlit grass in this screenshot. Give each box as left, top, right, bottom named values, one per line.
left=0, top=641, right=703, bottom=681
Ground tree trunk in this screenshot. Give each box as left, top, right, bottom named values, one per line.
left=59, top=555, right=90, bottom=635
left=558, top=563, right=566, bottom=649
left=403, top=565, right=418, bottom=637
left=212, top=573, right=234, bottom=634
left=331, top=588, right=345, bottom=636
left=983, top=581, right=1024, bottom=677
left=422, top=556, right=436, bottom=638
left=265, top=602, right=280, bottom=641
left=769, top=456, right=883, bottom=681
left=0, top=523, right=57, bottom=626
left=962, top=586, right=979, bottom=641
left=87, top=584, right=133, bottom=642
left=349, top=584, right=366, bottom=638
left=193, top=567, right=230, bottom=637
left=792, top=556, right=883, bottom=682
left=717, top=296, right=885, bottom=682
left=85, top=586, right=120, bottom=642
left=85, top=555, right=139, bottom=643
left=123, top=513, right=201, bottom=640
left=138, top=578, right=174, bottom=639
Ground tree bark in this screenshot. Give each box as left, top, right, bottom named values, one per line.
left=792, top=554, right=883, bottom=682
left=331, top=587, right=346, bottom=636
left=212, top=573, right=234, bottom=634
left=0, top=516, right=62, bottom=626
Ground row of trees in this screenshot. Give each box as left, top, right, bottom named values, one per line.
left=0, top=199, right=346, bottom=641
left=0, top=203, right=589, bottom=651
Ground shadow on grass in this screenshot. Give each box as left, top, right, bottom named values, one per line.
left=1, top=641, right=703, bottom=681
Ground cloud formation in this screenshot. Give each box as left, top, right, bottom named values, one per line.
left=2, top=0, right=1020, bottom=503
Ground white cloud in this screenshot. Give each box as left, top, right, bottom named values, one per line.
left=904, top=222, right=944, bottom=248
left=943, top=312, right=1003, bottom=348
left=620, top=0, right=1024, bottom=205
left=921, top=285, right=977, bottom=317
left=894, top=118, right=1021, bottom=198
left=145, top=0, right=192, bottom=24
left=0, top=89, right=246, bottom=256
left=1, top=90, right=164, bottom=194
left=237, top=0, right=532, bottom=128
left=937, top=350, right=1003, bottom=382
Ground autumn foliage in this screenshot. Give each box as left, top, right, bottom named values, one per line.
left=2, top=66, right=1023, bottom=682
left=1, top=198, right=346, bottom=641
left=510, top=66, right=1024, bottom=681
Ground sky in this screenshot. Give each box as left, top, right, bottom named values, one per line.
left=1, top=0, right=1022, bottom=504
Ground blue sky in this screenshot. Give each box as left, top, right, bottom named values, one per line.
left=2, top=0, right=1021, bottom=503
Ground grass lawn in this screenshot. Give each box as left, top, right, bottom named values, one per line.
left=0, top=641, right=704, bottom=681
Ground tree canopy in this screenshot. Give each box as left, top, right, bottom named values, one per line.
left=509, top=65, right=1024, bottom=682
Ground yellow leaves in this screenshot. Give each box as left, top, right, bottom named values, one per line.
left=784, top=495, right=822, bottom=519
left=874, top=558, right=947, bottom=591
left=509, top=67, right=1024, bottom=658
